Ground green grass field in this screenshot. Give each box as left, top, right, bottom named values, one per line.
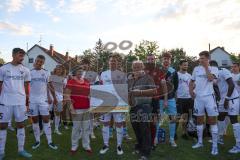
left=4, top=122, right=240, bottom=160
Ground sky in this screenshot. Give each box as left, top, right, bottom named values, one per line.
left=1, top=0, right=240, bottom=62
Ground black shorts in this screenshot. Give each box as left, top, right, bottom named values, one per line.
left=177, top=98, right=194, bottom=114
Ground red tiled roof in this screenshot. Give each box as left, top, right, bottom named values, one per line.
left=27, top=44, right=78, bottom=64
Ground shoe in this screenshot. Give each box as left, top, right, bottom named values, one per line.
left=32, top=141, right=40, bottom=149
left=54, top=129, right=62, bottom=135
left=70, top=149, right=78, bottom=156
left=99, top=145, right=109, bottom=154
left=211, top=146, right=218, bottom=155
left=0, top=153, right=5, bottom=160
left=8, top=126, right=15, bottom=132
left=64, top=125, right=69, bottom=130
left=218, top=136, right=224, bottom=145
left=117, top=146, right=123, bottom=155
left=48, top=142, right=58, bottom=150
left=132, top=150, right=140, bottom=155
left=228, top=145, right=240, bottom=154
left=170, top=140, right=177, bottom=147
left=84, top=148, right=93, bottom=155
left=192, top=142, right=203, bottom=149
left=181, top=134, right=189, bottom=140
left=124, top=134, right=132, bottom=140
left=151, top=145, right=157, bottom=151
left=91, top=132, right=96, bottom=139
left=138, top=156, right=148, bottom=160
left=18, top=150, right=32, bottom=158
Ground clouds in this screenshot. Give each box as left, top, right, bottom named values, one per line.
left=66, top=0, right=97, bottom=14
left=0, top=21, right=33, bottom=35
left=6, top=0, right=28, bottom=13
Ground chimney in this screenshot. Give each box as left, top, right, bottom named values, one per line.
left=65, top=52, right=69, bottom=60
left=208, top=43, right=211, bottom=52
left=222, top=46, right=225, bottom=50
left=49, top=44, right=54, bottom=56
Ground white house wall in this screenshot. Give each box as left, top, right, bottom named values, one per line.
left=210, top=48, right=232, bottom=67
left=22, top=46, right=59, bottom=72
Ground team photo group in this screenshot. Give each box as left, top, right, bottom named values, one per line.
left=0, top=48, right=240, bottom=160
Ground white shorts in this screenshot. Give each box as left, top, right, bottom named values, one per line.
left=29, top=102, right=50, bottom=116
left=100, top=113, right=124, bottom=123
left=0, top=105, right=27, bottom=123
left=218, top=98, right=240, bottom=116
left=193, top=95, right=219, bottom=116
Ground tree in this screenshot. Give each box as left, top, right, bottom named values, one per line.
left=134, top=40, right=160, bottom=60
left=0, top=57, right=5, bottom=65
left=160, top=48, right=198, bottom=73
left=230, top=53, right=240, bottom=64
left=93, top=38, right=112, bottom=72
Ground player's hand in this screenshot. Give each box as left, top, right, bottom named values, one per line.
left=224, top=99, right=229, bottom=109
left=163, top=100, right=168, bottom=108
left=53, top=98, right=58, bottom=106
left=207, top=73, right=214, bottom=81
left=190, top=91, right=196, bottom=99
left=48, top=98, right=52, bottom=104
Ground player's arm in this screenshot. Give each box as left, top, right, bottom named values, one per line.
left=189, top=80, right=195, bottom=99
left=224, top=78, right=235, bottom=109
left=24, top=81, right=30, bottom=109
left=48, top=82, right=58, bottom=105
left=161, top=79, right=168, bottom=102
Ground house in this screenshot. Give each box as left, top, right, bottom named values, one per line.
left=210, top=46, right=233, bottom=67
left=23, top=44, right=80, bottom=74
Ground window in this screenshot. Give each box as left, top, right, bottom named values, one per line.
left=222, top=60, right=228, bottom=66
left=29, top=58, right=34, bottom=63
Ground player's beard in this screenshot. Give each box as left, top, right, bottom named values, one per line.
left=145, top=63, right=155, bottom=71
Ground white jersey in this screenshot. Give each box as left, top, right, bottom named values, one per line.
left=177, top=72, right=191, bottom=98
left=191, top=65, right=219, bottom=97
left=82, top=71, right=99, bottom=85
left=217, top=68, right=239, bottom=105
left=49, top=75, right=67, bottom=101
left=0, top=63, right=31, bottom=105
left=100, top=70, right=127, bottom=85
left=231, top=73, right=240, bottom=94
left=30, top=68, right=50, bottom=103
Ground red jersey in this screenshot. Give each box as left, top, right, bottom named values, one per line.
left=66, top=78, right=90, bottom=109
left=145, top=64, right=166, bottom=98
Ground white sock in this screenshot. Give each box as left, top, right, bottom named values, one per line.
left=32, top=123, right=40, bottom=142
left=0, top=130, right=7, bottom=154
left=116, top=127, right=123, bottom=147
left=232, top=123, right=240, bottom=147
left=17, top=128, right=25, bottom=152
left=102, top=126, right=109, bottom=146
left=43, top=122, right=52, bottom=144
left=218, top=121, right=225, bottom=136
left=211, top=124, right=218, bottom=148
left=55, top=116, right=60, bottom=130
left=197, top=125, right=203, bottom=144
